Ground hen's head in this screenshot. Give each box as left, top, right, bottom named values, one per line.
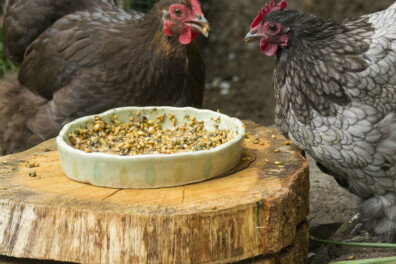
left=245, top=0, right=291, bottom=56
left=161, top=0, right=209, bottom=45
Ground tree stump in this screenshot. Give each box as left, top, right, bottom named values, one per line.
left=0, top=122, right=309, bottom=264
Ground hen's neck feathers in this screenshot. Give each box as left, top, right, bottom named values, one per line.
left=274, top=10, right=373, bottom=124
left=106, top=6, right=188, bottom=59
left=98, top=7, right=198, bottom=105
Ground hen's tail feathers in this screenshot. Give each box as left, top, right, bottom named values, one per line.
left=3, top=0, right=115, bottom=65
left=0, top=74, right=46, bottom=154
left=359, top=193, right=396, bottom=242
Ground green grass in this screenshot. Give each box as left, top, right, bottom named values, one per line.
left=0, top=29, right=16, bottom=79
left=331, top=256, right=396, bottom=264
left=310, top=236, right=396, bottom=264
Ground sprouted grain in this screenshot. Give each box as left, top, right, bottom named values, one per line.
left=68, top=113, right=234, bottom=156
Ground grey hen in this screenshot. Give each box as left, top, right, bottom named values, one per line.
left=246, top=0, right=396, bottom=241
left=0, top=0, right=209, bottom=154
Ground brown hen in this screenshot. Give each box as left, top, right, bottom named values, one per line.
left=0, top=0, right=209, bottom=154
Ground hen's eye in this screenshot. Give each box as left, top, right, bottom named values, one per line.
left=174, top=8, right=183, bottom=17
left=268, top=23, right=278, bottom=32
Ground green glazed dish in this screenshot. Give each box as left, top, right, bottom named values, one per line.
left=56, top=106, right=245, bottom=189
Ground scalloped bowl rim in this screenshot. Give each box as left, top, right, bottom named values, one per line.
left=57, top=106, right=245, bottom=160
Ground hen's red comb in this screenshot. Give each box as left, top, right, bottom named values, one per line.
left=251, top=0, right=287, bottom=29
left=190, top=0, right=203, bottom=16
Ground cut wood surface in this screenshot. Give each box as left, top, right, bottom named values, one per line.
left=0, top=122, right=309, bottom=264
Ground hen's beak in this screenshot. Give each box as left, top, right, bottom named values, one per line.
left=188, top=16, right=210, bottom=37
left=245, top=31, right=261, bottom=44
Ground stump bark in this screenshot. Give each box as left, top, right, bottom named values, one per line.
left=0, top=122, right=309, bottom=263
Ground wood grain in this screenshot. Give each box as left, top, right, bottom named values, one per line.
left=0, top=122, right=309, bottom=263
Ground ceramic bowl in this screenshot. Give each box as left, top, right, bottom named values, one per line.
left=56, top=106, right=245, bottom=189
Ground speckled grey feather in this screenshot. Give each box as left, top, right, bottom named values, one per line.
left=269, top=3, right=396, bottom=241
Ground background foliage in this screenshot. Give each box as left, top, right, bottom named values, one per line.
left=0, top=30, right=15, bottom=79
left=0, top=0, right=16, bottom=79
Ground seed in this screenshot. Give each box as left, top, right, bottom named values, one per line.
left=148, top=127, right=155, bottom=134
left=68, top=113, right=233, bottom=156
left=275, top=161, right=283, bottom=165
left=26, top=162, right=40, bottom=168
left=241, top=157, right=250, bottom=161
left=285, top=141, right=292, bottom=145
left=271, top=135, right=276, bottom=139
left=210, top=205, right=217, bottom=210
left=265, top=159, right=270, bottom=163
left=274, top=149, right=280, bottom=153
left=253, top=140, right=259, bottom=144
left=136, top=110, right=141, bottom=116
left=29, top=171, right=37, bottom=177
left=2, top=161, right=7, bottom=165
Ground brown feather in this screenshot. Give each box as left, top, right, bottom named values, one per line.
left=0, top=74, right=46, bottom=154
left=1, top=0, right=206, bottom=154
